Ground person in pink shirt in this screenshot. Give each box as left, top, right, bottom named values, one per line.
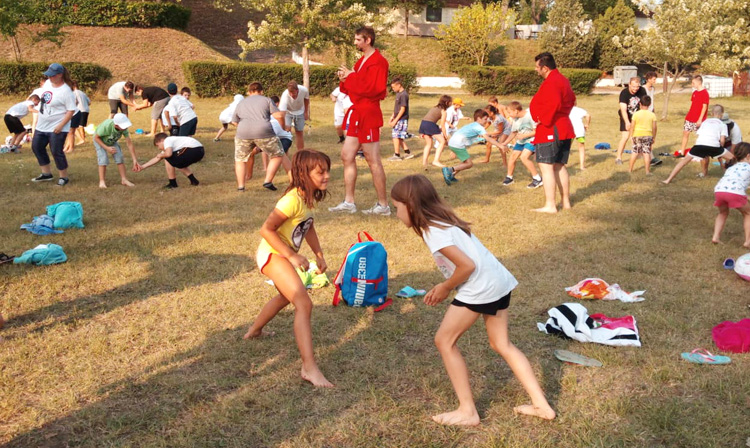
left=528, top=52, right=576, bottom=214
left=678, top=75, right=709, bottom=156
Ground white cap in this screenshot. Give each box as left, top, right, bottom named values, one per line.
left=112, top=113, right=132, bottom=130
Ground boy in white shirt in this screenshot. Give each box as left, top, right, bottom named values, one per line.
left=135, top=133, right=204, bottom=189
left=568, top=103, right=591, bottom=170
left=279, top=80, right=309, bottom=150
left=4, top=94, right=40, bottom=151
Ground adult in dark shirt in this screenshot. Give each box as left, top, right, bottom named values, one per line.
left=616, top=77, right=646, bottom=164
left=134, top=85, right=171, bottom=136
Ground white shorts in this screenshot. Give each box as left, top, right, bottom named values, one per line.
left=334, top=114, right=345, bottom=127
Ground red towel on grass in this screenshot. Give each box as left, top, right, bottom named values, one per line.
left=712, top=319, right=750, bottom=353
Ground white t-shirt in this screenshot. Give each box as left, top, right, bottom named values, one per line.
left=279, top=86, right=309, bottom=116
left=162, top=102, right=177, bottom=126
left=75, top=90, right=91, bottom=113
left=270, top=116, right=292, bottom=140
left=569, top=106, right=588, bottom=138
left=727, top=122, right=742, bottom=145
left=31, top=87, right=45, bottom=111
left=423, top=223, right=518, bottom=305
left=107, top=81, right=128, bottom=100
left=164, top=136, right=202, bottom=151
left=35, top=82, right=76, bottom=133
left=219, top=94, right=244, bottom=124
left=7, top=100, right=34, bottom=118
left=715, top=162, right=750, bottom=196
left=167, top=95, right=197, bottom=123
left=331, top=87, right=352, bottom=118
left=445, top=106, right=464, bottom=133
left=695, top=118, right=728, bottom=147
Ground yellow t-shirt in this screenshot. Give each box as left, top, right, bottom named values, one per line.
left=257, top=188, right=313, bottom=256
left=632, top=110, right=656, bottom=137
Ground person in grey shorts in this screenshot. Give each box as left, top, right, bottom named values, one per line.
left=279, top=80, right=309, bottom=150
left=107, top=81, right=136, bottom=118
left=93, top=113, right=140, bottom=188
left=231, top=82, right=291, bottom=192
left=134, top=85, right=170, bottom=136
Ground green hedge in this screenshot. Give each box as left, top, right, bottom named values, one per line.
left=0, top=62, right=112, bottom=95
left=183, top=62, right=419, bottom=98
left=29, top=0, right=191, bottom=29
left=459, top=66, right=601, bottom=96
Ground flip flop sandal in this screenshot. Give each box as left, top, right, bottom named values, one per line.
left=395, top=286, right=426, bottom=298
left=554, top=349, right=603, bottom=367
left=0, top=253, right=15, bottom=265
left=681, top=348, right=731, bottom=365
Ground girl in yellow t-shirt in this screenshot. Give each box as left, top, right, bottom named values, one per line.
left=628, top=95, right=657, bottom=174
left=244, top=149, right=334, bottom=388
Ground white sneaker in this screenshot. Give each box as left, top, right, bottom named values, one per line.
left=362, top=203, right=391, bottom=216
left=328, top=201, right=357, bottom=213
left=387, top=155, right=402, bottom=162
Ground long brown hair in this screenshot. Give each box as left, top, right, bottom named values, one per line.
left=437, top=95, right=452, bottom=110
left=390, top=174, right=471, bottom=237
left=287, top=149, right=331, bottom=208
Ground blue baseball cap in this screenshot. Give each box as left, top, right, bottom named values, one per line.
left=43, top=63, right=65, bottom=77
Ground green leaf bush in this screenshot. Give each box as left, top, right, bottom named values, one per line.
left=459, top=66, right=601, bottom=96
left=183, top=62, right=419, bottom=98
left=0, top=62, right=112, bottom=95
left=29, top=0, right=191, bottom=29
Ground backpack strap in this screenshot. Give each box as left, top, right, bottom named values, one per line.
left=373, top=298, right=393, bottom=312
left=333, top=284, right=342, bottom=306
left=357, top=231, right=374, bottom=242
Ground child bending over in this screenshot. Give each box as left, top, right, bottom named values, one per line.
left=712, top=142, right=750, bottom=248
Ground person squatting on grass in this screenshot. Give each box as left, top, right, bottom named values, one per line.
left=135, top=133, right=204, bottom=189
left=390, top=174, right=556, bottom=426
left=441, top=109, right=505, bottom=185
left=93, top=113, right=140, bottom=188
left=4, top=94, right=39, bottom=151
left=244, top=149, right=334, bottom=388
left=711, top=142, right=750, bottom=248
left=627, top=96, right=657, bottom=174
left=662, top=105, right=736, bottom=184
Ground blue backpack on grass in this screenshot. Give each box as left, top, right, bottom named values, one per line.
left=333, top=232, right=392, bottom=311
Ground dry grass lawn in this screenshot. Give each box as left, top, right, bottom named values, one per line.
left=1, top=91, right=749, bottom=447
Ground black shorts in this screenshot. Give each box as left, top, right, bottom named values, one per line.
left=109, top=100, right=128, bottom=115
left=619, top=114, right=631, bottom=132
left=536, top=135, right=571, bottom=164
left=166, top=146, right=204, bottom=168
left=78, top=112, right=89, bottom=127
left=451, top=292, right=511, bottom=315
left=4, top=114, right=25, bottom=134
left=178, top=117, right=197, bottom=136
left=280, top=137, right=292, bottom=153
left=69, top=111, right=81, bottom=129
left=689, top=145, right=728, bottom=160
left=418, top=120, right=442, bottom=136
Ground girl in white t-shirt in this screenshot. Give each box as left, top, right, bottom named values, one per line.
left=712, top=142, right=750, bottom=247
left=390, top=174, right=555, bottom=426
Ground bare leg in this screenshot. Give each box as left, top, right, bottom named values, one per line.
left=235, top=160, right=247, bottom=189
left=741, top=205, right=750, bottom=248
left=679, top=129, right=690, bottom=154
left=452, top=158, right=473, bottom=175
left=520, top=150, right=539, bottom=178
left=578, top=142, right=586, bottom=170
left=421, top=135, right=433, bottom=166
left=264, top=153, right=291, bottom=185
left=662, top=155, right=696, bottom=184
left=484, top=310, right=555, bottom=420
left=701, top=158, right=710, bottom=176
left=533, top=163, right=558, bottom=213
left=628, top=152, right=638, bottom=172
left=480, top=143, right=492, bottom=163
left=392, top=137, right=402, bottom=156
left=342, top=136, right=359, bottom=203
left=247, top=254, right=333, bottom=387
left=616, top=131, right=629, bottom=161
left=643, top=153, right=652, bottom=174
left=214, top=126, right=227, bottom=141
left=295, top=130, right=304, bottom=151
left=432, top=135, right=447, bottom=167
left=712, top=204, right=729, bottom=244
left=164, top=160, right=176, bottom=180
left=506, top=150, right=521, bottom=177
left=554, top=163, right=571, bottom=209
left=98, top=166, right=107, bottom=188
left=117, top=163, right=134, bottom=186
left=432, top=305, right=481, bottom=426
left=361, top=141, right=388, bottom=206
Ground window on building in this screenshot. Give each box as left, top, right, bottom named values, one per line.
left=425, top=6, right=442, bottom=23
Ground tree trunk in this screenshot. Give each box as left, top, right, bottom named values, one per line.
left=404, top=8, right=409, bottom=38
left=11, top=36, right=22, bottom=62
left=661, top=67, right=684, bottom=121
left=302, top=46, right=310, bottom=91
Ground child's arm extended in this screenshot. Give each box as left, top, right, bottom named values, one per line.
left=124, top=136, right=141, bottom=171
left=303, top=223, right=327, bottom=273
left=424, top=245, right=476, bottom=306
left=137, top=145, right=173, bottom=171
left=260, top=210, right=309, bottom=270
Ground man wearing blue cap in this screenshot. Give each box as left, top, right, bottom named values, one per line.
left=30, top=63, right=77, bottom=186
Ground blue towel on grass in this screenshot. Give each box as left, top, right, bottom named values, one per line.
left=46, top=201, right=84, bottom=229
left=20, top=214, right=63, bottom=236
left=594, top=142, right=611, bottom=150
left=14, top=244, right=67, bottom=265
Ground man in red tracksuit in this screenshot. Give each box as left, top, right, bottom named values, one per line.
left=529, top=52, right=576, bottom=214
left=328, top=26, right=391, bottom=216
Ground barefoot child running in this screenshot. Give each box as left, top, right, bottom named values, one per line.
left=712, top=142, right=750, bottom=248
left=390, top=175, right=555, bottom=425
left=244, top=149, right=334, bottom=388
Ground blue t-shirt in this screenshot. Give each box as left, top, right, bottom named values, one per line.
left=448, top=122, right=487, bottom=149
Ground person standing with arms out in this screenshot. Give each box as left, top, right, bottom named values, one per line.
left=678, top=75, right=710, bottom=157
left=388, top=77, right=413, bottom=161
left=529, top=52, right=575, bottom=213
left=134, top=85, right=170, bottom=136
left=279, top=81, right=310, bottom=151
left=615, top=77, right=646, bottom=165
left=329, top=26, right=391, bottom=216
left=30, top=63, right=77, bottom=186
left=330, top=86, right=352, bottom=144
left=107, top=80, right=136, bottom=118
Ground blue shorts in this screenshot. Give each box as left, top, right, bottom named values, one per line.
left=94, top=141, right=124, bottom=166
left=513, top=142, right=535, bottom=153
left=391, top=119, right=408, bottom=139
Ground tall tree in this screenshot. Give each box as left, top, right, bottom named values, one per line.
left=216, top=0, right=389, bottom=90
left=580, top=0, right=636, bottom=19
left=615, top=0, right=750, bottom=119
left=538, top=0, right=596, bottom=68
left=513, top=0, right=550, bottom=24
left=593, top=0, right=636, bottom=72
left=0, top=0, right=66, bottom=62
left=435, top=2, right=514, bottom=66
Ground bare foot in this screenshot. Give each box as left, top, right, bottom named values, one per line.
left=432, top=161, right=446, bottom=168
left=121, top=179, right=135, bottom=187
left=301, top=367, right=334, bottom=388
left=99, top=181, right=107, bottom=189
left=513, top=404, right=556, bottom=420
left=431, top=409, right=480, bottom=426
left=532, top=206, right=558, bottom=214
left=661, top=180, right=670, bottom=185
left=243, top=328, right=275, bottom=339
left=580, top=166, right=586, bottom=170
left=561, top=202, right=572, bottom=210
left=743, top=242, right=750, bottom=249
left=711, top=239, right=722, bottom=244
left=477, top=159, right=490, bottom=164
